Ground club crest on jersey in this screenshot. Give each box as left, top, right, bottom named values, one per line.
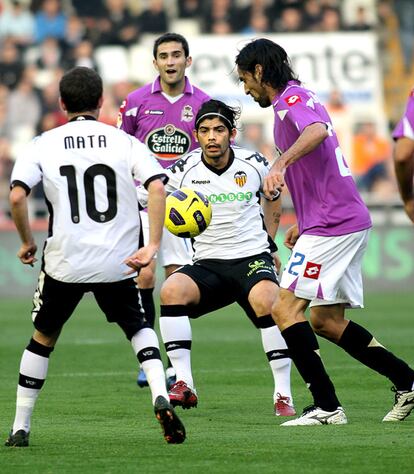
left=303, top=261, right=321, bottom=279
left=284, top=95, right=301, bottom=106
left=181, top=105, right=194, bottom=122
left=234, top=171, right=247, bottom=187
left=146, top=125, right=191, bottom=160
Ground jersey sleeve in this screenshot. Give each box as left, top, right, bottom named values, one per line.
left=280, top=89, right=326, bottom=134
left=164, top=155, right=194, bottom=194
left=118, top=96, right=137, bottom=136
left=129, top=137, right=167, bottom=187
left=10, top=138, right=42, bottom=192
left=392, top=91, right=414, bottom=140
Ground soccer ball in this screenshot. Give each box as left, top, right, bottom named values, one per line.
left=165, top=187, right=212, bottom=238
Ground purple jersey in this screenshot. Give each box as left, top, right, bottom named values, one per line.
left=392, top=89, right=414, bottom=140
left=118, top=76, right=210, bottom=169
left=272, top=81, right=372, bottom=237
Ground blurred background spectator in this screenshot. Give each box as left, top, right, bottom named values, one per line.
left=139, top=0, right=169, bottom=34
left=203, top=0, right=237, bottom=33
left=33, top=0, right=67, bottom=44
left=393, top=0, right=414, bottom=74
left=0, top=38, right=24, bottom=89
left=98, top=0, right=140, bottom=46
left=352, top=121, right=394, bottom=196
left=0, top=1, right=35, bottom=47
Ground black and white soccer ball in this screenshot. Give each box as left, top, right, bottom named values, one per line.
left=165, top=187, right=212, bottom=238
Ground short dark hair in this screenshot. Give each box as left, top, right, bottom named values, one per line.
left=235, top=38, right=299, bottom=90
left=153, top=33, right=189, bottom=59
left=59, top=67, right=103, bottom=113
left=195, top=99, right=240, bottom=132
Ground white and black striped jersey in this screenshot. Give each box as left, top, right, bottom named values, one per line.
left=11, top=116, right=167, bottom=283
left=166, top=146, right=274, bottom=261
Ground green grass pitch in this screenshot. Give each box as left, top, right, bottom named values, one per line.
left=1, top=293, right=413, bottom=474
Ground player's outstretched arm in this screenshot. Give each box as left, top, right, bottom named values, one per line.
left=125, top=178, right=166, bottom=273
left=261, top=194, right=282, bottom=240
left=146, top=178, right=167, bottom=250
left=393, top=137, right=414, bottom=223
left=9, top=186, right=37, bottom=266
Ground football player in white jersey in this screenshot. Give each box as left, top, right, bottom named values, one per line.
left=158, top=99, right=295, bottom=416
left=5, top=67, right=185, bottom=447
left=118, top=33, right=210, bottom=389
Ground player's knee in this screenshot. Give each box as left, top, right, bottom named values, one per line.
left=310, top=316, right=325, bottom=335
left=271, top=292, right=295, bottom=327
left=252, top=298, right=273, bottom=317
left=160, top=280, right=187, bottom=305
left=137, top=266, right=155, bottom=288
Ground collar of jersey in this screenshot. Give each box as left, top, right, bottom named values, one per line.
left=68, top=115, right=97, bottom=122
left=152, top=76, right=193, bottom=95
left=272, top=80, right=300, bottom=108
left=201, top=147, right=234, bottom=175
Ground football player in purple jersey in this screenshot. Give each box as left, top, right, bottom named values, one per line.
left=118, top=33, right=210, bottom=389
left=236, top=38, right=414, bottom=426
left=392, top=88, right=414, bottom=223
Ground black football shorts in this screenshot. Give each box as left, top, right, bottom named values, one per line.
left=175, top=252, right=279, bottom=323
left=31, top=271, right=148, bottom=339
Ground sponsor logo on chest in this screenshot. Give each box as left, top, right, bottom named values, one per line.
left=146, top=124, right=191, bottom=160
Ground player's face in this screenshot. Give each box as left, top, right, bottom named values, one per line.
left=154, top=41, right=192, bottom=89
left=194, top=117, right=236, bottom=167
left=237, top=67, right=271, bottom=108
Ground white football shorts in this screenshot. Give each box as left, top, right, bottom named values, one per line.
left=280, top=229, right=370, bottom=308
left=140, top=210, right=193, bottom=267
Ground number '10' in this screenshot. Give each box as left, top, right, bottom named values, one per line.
left=60, top=164, right=117, bottom=223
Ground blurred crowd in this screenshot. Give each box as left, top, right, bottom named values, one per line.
left=0, top=0, right=412, bottom=220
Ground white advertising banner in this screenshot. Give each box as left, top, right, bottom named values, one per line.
left=129, top=32, right=386, bottom=135
left=187, top=33, right=384, bottom=119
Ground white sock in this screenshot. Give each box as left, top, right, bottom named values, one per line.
left=260, top=326, right=293, bottom=403
left=12, top=349, right=49, bottom=434
left=131, top=328, right=168, bottom=404
left=159, top=315, right=194, bottom=389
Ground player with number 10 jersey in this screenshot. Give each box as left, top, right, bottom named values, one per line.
left=11, top=120, right=166, bottom=283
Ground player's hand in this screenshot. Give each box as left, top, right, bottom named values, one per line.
left=263, top=167, right=285, bottom=200
left=272, top=252, right=282, bottom=274
left=17, top=242, right=38, bottom=266
left=124, top=243, right=159, bottom=275
left=403, top=198, right=414, bottom=224
left=284, top=224, right=299, bottom=250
